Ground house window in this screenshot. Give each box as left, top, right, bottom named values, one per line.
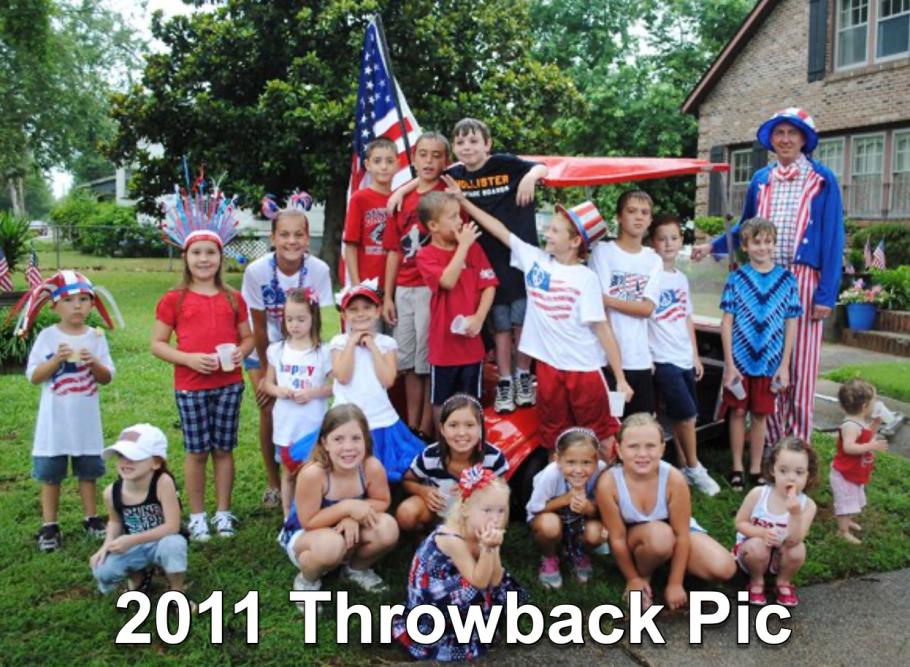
left=892, top=130, right=910, bottom=216
left=729, top=149, right=752, bottom=215
left=851, top=134, right=884, bottom=217
left=838, top=0, right=870, bottom=68
left=815, top=138, right=845, bottom=179
left=878, top=0, right=910, bottom=59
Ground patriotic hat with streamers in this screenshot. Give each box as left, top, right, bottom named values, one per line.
left=757, top=107, right=818, bottom=154
left=159, top=167, right=240, bottom=250
left=556, top=201, right=608, bottom=248
left=9, top=270, right=124, bottom=337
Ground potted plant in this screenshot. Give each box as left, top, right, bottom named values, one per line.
left=839, top=281, right=889, bottom=331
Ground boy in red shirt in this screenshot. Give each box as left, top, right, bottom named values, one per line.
left=343, top=137, right=397, bottom=287
left=416, top=192, right=497, bottom=421
left=383, top=132, right=462, bottom=436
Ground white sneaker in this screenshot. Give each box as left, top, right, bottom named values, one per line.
left=494, top=379, right=516, bottom=413
left=514, top=372, right=536, bottom=407
left=292, top=573, right=322, bottom=615
left=212, top=512, right=238, bottom=538
left=341, top=564, right=388, bottom=593
left=188, top=514, right=211, bottom=542
left=685, top=464, right=721, bottom=497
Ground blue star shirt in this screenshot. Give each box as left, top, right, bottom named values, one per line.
left=720, top=264, right=803, bottom=377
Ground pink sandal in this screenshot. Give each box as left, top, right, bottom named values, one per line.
left=775, top=583, right=799, bottom=607
left=747, top=582, right=767, bottom=606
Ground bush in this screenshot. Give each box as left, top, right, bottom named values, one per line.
left=0, top=211, right=34, bottom=271
left=49, top=194, right=166, bottom=258
left=0, top=307, right=103, bottom=368
left=873, top=266, right=910, bottom=311
left=851, top=222, right=910, bottom=269
left=694, top=216, right=725, bottom=237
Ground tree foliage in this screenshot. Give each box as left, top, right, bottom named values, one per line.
left=108, top=0, right=579, bottom=269
left=0, top=0, right=141, bottom=216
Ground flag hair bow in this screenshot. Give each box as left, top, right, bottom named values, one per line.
left=159, top=164, right=239, bottom=250
left=458, top=464, right=495, bottom=500
left=8, top=270, right=124, bottom=337
left=285, top=286, right=320, bottom=306
left=261, top=190, right=314, bottom=220
left=336, top=277, right=382, bottom=310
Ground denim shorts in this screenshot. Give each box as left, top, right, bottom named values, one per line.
left=489, top=298, right=527, bottom=332
left=175, top=382, right=245, bottom=454
left=32, top=455, right=105, bottom=484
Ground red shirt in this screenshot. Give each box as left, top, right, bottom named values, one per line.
left=832, top=421, right=876, bottom=485
left=343, top=187, right=390, bottom=286
left=417, top=242, right=498, bottom=366
left=155, top=289, right=248, bottom=391
left=383, top=181, right=468, bottom=288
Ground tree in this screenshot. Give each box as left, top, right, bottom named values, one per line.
left=0, top=0, right=141, bottom=217
left=109, top=0, right=579, bottom=271
left=0, top=163, right=53, bottom=219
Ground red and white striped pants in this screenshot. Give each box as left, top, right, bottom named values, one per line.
left=766, top=265, right=822, bottom=444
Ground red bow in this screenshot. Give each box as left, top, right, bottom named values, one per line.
left=773, top=164, right=800, bottom=182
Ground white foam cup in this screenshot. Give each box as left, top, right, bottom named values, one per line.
left=609, top=391, right=626, bottom=418
left=216, top=343, right=237, bottom=371
left=450, top=314, right=468, bottom=335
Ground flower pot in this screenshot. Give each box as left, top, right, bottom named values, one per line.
left=845, top=302, right=878, bottom=331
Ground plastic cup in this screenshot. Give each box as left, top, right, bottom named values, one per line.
left=436, top=479, right=458, bottom=518
left=216, top=343, right=237, bottom=371
left=450, top=314, right=468, bottom=336
left=729, top=376, right=747, bottom=400
left=608, top=391, right=626, bottom=418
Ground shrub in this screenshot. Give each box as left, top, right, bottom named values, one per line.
left=694, top=216, right=725, bottom=237
left=873, top=266, right=910, bottom=311
left=50, top=195, right=166, bottom=258
left=851, top=222, right=910, bottom=269
left=0, top=307, right=103, bottom=368
left=49, top=192, right=100, bottom=247
left=0, top=211, right=34, bottom=270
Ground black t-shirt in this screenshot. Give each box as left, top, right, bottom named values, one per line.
left=446, top=154, right=540, bottom=305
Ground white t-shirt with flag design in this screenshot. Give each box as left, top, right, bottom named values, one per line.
left=26, top=324, right=115, bottom=456
left=589, top=241, right=662, bottom=370
left=648, top=268, right=695, bottom=369
left=266, top=341, right=332, bottom=446
left=509, top=234, right=607, bottom=371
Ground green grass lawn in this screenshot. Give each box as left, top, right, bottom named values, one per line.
left=1, top=262, right=909, bottom=664
left=824, top=362, right=910, bottom=403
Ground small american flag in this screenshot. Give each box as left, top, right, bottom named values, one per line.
left=25, top=248, right=42, bottom=288
left=844, top=261, right=855, bottom=275
left=863, top=238, right=873, bottom=270
left=871, top=240, right=886, bottom=270
left=0, top=248, right=13, bottom=291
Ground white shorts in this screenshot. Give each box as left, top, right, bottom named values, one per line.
left=830, top=465, right=867, bottom=516
left=282, top=528, right=305, bottom=566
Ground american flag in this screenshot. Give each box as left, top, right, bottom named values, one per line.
left=348, top=17, right=420, bottom=197
left=863, top=238, right=873, bottom=270
left=655, top=288, right=688, bottom=322
left=844, top=261, right=855, bottom=275
left=25, top=248, right=42, bottom=288
left=871, top=240, right=886, bottom=270
left=0, top=248, right=13, bottom=291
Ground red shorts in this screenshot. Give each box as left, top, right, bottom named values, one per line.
left=721, top=375, right=775, bottom=416
left=536, top=360, right=620, bottom=449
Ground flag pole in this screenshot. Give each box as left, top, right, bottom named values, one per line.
left=372, top=15, right=415, bottom=178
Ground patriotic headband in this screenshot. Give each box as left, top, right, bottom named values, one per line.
left=159, top=166, right=239, bottom=250
left=336, top=277, right=382, bottom=310
left=556, top=426, right=599, bottom=447
left=441, top=392, right=483, bottom=414
left=261, top=190, right=314, bottom=220
left=458, top=464, right=495, bottom=500
left=757, top=107, right=818, bottom=154
left=9, top=270, right=124, bottom=337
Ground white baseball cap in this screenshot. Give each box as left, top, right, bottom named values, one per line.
left=103, top=424, right=168, bottom=461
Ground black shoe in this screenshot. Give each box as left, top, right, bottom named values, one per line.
left=37, top=523, right=62, bottom=552
left=728, top=471, right=745, bottom=493
left=83, top=515, right=107, bottom=538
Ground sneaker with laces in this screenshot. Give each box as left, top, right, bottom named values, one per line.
left=188, top=514, right=211, bottom=542
left=514, top=372, right=536, bottom=407
left=292, top=573, right=323, bottom=615
left=494, top=379, right=516, bottom=413
left=261, top=487, right=281, bottom=508
left=538, top=555, right=562, bottom=589
left=83, top=515, right=107, bottom=538
left=685, top=464, right=721, bottom=497
left=572, top=553, right=593, bottom=583
left=37, top=523, right=62, bottom=552
left=212, top=512, right=238, bottom=538
left=341, top=564, right=389, bottom=593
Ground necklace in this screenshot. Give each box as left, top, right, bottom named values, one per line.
left=269, top=253, right=308, bottom=309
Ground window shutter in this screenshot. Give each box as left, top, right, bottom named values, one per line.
left=807, top=0, right=828, bottom=82
left=751, top=140, right=768, bottom=173
left=708, top=145, right=725, bottom=216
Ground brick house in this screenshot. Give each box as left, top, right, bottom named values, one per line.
left=683, top=0, right=910, bottom=224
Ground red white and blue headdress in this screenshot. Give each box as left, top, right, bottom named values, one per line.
left=757, top=108, right=819, bottom=154
left=260, top=190, right=314, bottom=221
left=9, top=270, right=124, bottom=337
left=159, top=166, right=240, bottom=250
